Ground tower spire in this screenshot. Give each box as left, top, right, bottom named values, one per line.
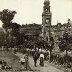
left=45, top=0, right=49, bottom=2
left=42, top=0, right=52, bottom=41
left=44, top=0, right=50, bottom=5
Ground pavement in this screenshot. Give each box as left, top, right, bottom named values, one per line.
left=0, top=51, right=22, bottom=71
left=15, top=52, right=66, bottom=72
left=15, top=52, right=33, bottom=71
left=29, top=57, right=64, bottom=72
left=0, top=51, right=71, bottom=72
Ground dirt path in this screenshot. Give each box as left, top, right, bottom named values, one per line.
left=29, top=57, right=64, bottom=72
left=15, top=52, right=65, bottom=72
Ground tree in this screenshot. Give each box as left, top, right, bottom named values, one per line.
left=0, top=9, right=22, bottom=48
left=10, top=22, right=21, bottom=46
left=59, top=32, right=71, bottom=52
left=0, top=9, right=16, bottom=31
left=59, top=32, right=72, bottom=66
left=10, top=22, right=21, bottom=37
left=0, top=31, right=6, bottom=47
left=34, top=39, right=49, bottom=50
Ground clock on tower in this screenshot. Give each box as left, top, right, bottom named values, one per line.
left=45, top=17, right=51, bottom=26
left=46, top=19, right=49, bottom=24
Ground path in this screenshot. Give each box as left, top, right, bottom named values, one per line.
left=15, top=52, right=65, bottom=72
left=29, top=57, right=64, bottom=72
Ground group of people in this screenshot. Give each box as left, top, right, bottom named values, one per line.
left=33, top=51, right=44, bottom=67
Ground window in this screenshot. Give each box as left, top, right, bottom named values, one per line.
left=46, top=8, right=48, bottom=11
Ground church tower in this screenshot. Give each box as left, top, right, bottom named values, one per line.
left=42, top=0, right=52, bottom=41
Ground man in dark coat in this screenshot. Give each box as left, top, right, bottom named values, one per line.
left=33, top=51, right=39, bottom=67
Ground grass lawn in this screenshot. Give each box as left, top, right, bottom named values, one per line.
left=0, top=51, right=22, bottom=71
left=0, top=51, right=32, bottom=72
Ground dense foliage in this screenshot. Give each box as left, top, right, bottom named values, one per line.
left=59, top=32, right=72, bottom=52
left=0, top=9, right=16, bottom=31
left=0, top=9, right=22, bottom=48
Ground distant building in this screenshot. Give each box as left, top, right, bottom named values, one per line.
left=20, top=23, right=42, bottom=41
left=20, top=0, right=72, bottom=49
left=42, top=0, right=72, bottom=49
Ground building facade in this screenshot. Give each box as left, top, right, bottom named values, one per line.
left=20, top=0, right=72, bottom=49
left=42, top=0, right=72, bottom=49
left=20, top=23, right=42, bottom=41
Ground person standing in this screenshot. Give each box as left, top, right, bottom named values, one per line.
left=33, top=51, right=39, bottom=67
left=71, top=62, right=72, bottom=72
left=25, top=54, right=29, bottom=70
left=39, top=52, right=44, bottom=66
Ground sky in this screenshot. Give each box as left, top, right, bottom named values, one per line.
left=0, top=0, right=72, bottom=27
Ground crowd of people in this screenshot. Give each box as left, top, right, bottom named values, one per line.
left=30, top=48, right=72, bottom=69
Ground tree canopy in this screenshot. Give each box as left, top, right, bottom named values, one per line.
left=59, top=32, right=72, bottom=52
left=0, top=9, right=22, bottom=47
left=0, top=9, right=16, bottom=30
